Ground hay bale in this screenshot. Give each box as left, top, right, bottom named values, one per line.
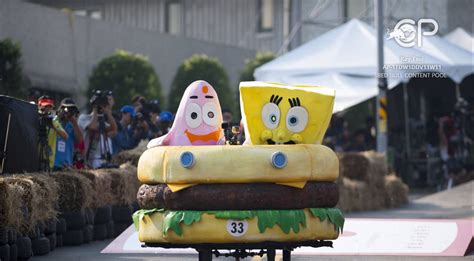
left=384, top=174, right=409, bottom=208
left=77, top=168, right=126, bottom=208
left=51, top=172, right=93, bottom=212
left=338, top=151, right=387, bottom=187
left=337, top=177, right=386, bottom=213
left=119, top=163, right=140, bottom=206
left=4, top=183, right=24, bottom=230
left=23, top=174, right=59, bottom=223
left=338, top=178, right=367, bottom=212
left=0, top=179, right=8, bottom=226
left=111, top=140, right=148, bottom=166
left=0, top=179, right=24, bottom=229
left=79, top=165, right=139, bottom=208
left=3, top=176, right=43, bottom=233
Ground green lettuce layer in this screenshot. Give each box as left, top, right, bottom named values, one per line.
left=132, top=208, right=344, bottom=236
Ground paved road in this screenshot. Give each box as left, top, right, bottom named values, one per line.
left=32, top=181, right=473, bottom=261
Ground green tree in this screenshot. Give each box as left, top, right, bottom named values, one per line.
left=0, top=38, right=24, bottom=98
left=169, top=54, right=232, bottom=113
left=239, top=52, right=276, bottom=82
left=88, top=49, right=162, bottom=107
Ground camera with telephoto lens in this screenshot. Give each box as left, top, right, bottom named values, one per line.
left=90, top=90, right=112, bottom=114
left=59, top=105, right=79, bottom=118
left=132, top=112, right=146, bottom=130
left=38, top=109, right=54, bottom=126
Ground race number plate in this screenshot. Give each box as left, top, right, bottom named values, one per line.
left=226, top=219, right=248, bottom=237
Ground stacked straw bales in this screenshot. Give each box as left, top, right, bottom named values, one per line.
left=0, top=163, right=139, bottom=236
left=112, top=140, right=147, bottom=166
left=337, top=151, right=409, bottom=212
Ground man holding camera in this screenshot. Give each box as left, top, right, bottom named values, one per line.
left=78, top=90, right=117, bottom=169
left=37, top=96, right=68, bottom=171
left=54, top=98, right=83, bottom=170
left=112, top=105, right=142, bottom=154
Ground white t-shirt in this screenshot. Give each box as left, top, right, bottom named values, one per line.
left=78, top=114, right=114, bottom=169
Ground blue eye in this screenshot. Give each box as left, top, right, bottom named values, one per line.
left=288, top=116, right=298, bottom=126
left=286, top=107, right=308, bottom=133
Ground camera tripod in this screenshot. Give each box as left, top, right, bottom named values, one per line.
left=38, top=118, right=51, bottom=172
left=98, top=115, right=112, bottom=160
left=93, top=114, right=118, bottom=169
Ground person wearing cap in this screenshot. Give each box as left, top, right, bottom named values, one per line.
left=54, top=98, right=83, bottom=170
left=158, top=111, right=174, bottom=136
left=37, top=95, right=68, bottom=170
left=112, top=105, right=141, bottom=154
left=145, top=99, right=161, bottom=139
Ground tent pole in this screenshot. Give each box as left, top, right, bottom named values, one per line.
left=1, top=113, right=12, bottom=174
left=375, top=0, right=388, bottom=153
left=455, top=84, right=461, bottom=99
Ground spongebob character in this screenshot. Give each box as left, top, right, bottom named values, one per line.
left=240, top=82, right=335, bottom=145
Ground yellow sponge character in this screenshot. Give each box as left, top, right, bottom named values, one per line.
left=240, top=82, right=335, bottom=145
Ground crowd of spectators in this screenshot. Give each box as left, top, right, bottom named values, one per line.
left=33, top=91, right=175, bottom=170
left=323, top=115, right=376, bottom=152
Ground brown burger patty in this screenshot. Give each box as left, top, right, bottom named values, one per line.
left=137, top=182, right=339, bottom=210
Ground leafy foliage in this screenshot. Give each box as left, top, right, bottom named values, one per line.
left=239, top=52, right=276, bottom=82
left=309, top=208, right=345, bottom=233
left=132, top=208, right=164, bottom=230
left=0, top=38, right=24, bottom=97
left=254, top=210, right=306, bottom=234
left=133, top=208, right=344, bottom=236
left=88, top=49, right=163, bottom=107
left=168, top=54, right=232, bottom=113
left=210, top=210, right=256, bottom=220
left=163, top=211, right=202, bottom=235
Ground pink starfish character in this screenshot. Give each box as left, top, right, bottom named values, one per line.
left=147, top=80, right=225, bottom=147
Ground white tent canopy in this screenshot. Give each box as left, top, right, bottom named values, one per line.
left=415, top=34, right=474, bottom=83
left=255, top=19, right=474, bottom=112
left=271, top=73, right=399, bottom=113
left=255, top=19, right=450, bottom=82
left=444, top=28, right=474, bottom=53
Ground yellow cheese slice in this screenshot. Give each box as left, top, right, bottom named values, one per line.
left=167, top=183, right=196, bottom=192
left=167, top=182, right=306, bottom=192
left=276, top=181, right=307, bottom=189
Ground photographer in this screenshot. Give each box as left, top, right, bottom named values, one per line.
left=53, top=98, right=83, bottom=170
left=144, top=99, right=161, bottom=139
left=37, top=96, right=68, bottom=171
left=112, top=105, right=140, bottom=154
left=158, top=111, right=173, bottom=136
left=131, top=110, right=150, bottom=142
left=78, top=90, right=118, bottom=169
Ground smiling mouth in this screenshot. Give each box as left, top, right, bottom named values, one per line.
left=266, top=139, right=296, bottom=145
left=185, top=129, right=221, bottom=143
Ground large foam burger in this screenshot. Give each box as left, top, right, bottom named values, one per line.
left=133, top=81, right=344, bottom=245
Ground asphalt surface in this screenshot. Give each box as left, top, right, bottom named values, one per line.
left=32, top=181, right=473, bottom=261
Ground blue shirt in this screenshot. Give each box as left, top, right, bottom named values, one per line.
left=54, top=121, right=75, bottom=168
left=112, top=123, right=138, bottom=155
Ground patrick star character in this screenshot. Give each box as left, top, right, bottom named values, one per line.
left=148, top=80, right=225, bottom=148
